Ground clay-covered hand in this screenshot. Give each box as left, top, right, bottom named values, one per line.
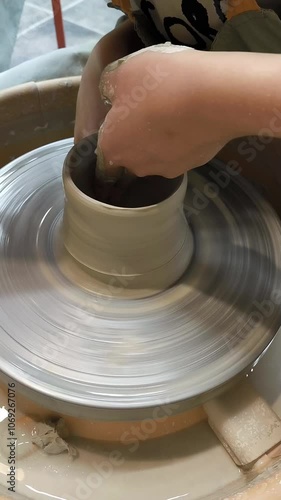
left=97, top=47, right=234, bottom=177
left=98, top=48, right=281, bottom=177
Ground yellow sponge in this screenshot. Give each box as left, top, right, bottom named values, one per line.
left=204, top=381, right=281, bottom=467
left=227, top=0, right=261, bottom=20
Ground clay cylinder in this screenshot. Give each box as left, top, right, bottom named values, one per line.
left=62, top=135, right=193, bottom=295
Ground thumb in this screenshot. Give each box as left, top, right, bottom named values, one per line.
left=99, top=57, right=126, bottom=105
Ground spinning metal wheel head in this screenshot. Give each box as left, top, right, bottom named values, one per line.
left=0, top=138, right=281, bottom=420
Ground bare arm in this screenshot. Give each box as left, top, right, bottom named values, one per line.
left=98, top=49, right=281, bottom=177
left=74, top=19, right=143, bottom=142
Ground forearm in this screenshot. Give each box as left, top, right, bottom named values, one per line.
left=227, top=52, right=281, bottom=139
left=75, top=20, right=143, bottom=141
left=88, top=19, right=143, bottom=76
left=181, top=51, right=281, bottom=143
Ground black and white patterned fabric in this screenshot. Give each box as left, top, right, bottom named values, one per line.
left=130, top=1, right=278, bottom=49
left=131, top=0, right=227, bottom=49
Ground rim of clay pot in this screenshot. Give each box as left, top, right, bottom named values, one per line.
left=63, top=147, right=187, bottom=214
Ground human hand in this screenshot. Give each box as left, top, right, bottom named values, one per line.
left=98, top=47, right=281, bottom=178
left=97, top=46, right=237, bottom=178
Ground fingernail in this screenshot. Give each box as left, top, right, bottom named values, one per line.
left=104, top=57, right=126, bottom=73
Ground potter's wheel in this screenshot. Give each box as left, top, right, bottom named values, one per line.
left=1, top=139, right=281, bottom=417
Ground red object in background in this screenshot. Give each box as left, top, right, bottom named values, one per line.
left=52, top=0, right=66, bottom=48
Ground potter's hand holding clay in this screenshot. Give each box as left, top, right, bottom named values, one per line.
left=98, top=47, right=281, bottom=178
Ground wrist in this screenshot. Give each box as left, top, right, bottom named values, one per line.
left=200, top=52, right=281, bottom=141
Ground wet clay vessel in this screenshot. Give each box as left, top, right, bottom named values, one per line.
left=62, top=134, right=193, bottom=297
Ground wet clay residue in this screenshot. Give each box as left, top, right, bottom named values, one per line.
left=70, top=157, right=182, bottom=208
left=32, top=418, right=78, bottom=458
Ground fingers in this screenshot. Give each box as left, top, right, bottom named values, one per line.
left=95, top=138, right=124, bottom=182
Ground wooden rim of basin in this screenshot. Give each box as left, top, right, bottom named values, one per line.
left=0, top=76, right=81, bottom=169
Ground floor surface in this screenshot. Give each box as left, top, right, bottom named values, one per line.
left=10, top=0, right=120, bottom=67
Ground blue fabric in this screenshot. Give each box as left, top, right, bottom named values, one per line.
left=0, top=41, right=93, bottom=90
left=0, top=0, right=25, bottom=71
left=0, top=0, right=120, bottom=90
